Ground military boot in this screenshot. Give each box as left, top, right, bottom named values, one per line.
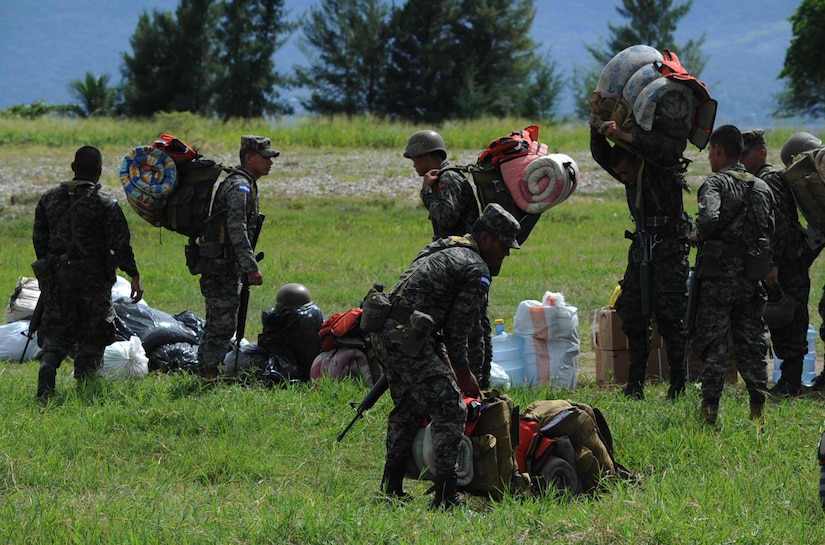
left=770, top=357, right=803, bottom=398
left=429, top=473, right=464, bottom=511
left=667, top=367, right=686, bottom=401
left=700, top=404, right=718, bottom=426
left=36, top=352, right=60, bottom=399
left=622, top=358, right=646, bottom=400
left=749, top=403, right=764, bottom=420
left=380, top=461, right=411, bottom=502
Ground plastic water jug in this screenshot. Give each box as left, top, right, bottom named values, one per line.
left=492, top=330, right=524, bottom=386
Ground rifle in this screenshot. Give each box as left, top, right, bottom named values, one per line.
left=626, top=191, right=659, bottom=352
left=19, top=293, right=44, bottom=363
left=337, top=374, right=389, bottom=442
left=233, top=213, right=265, bottom=372
left=682, top=255, right=701, bottom=379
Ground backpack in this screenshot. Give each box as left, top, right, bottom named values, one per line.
left=517, top=399, right=631, bottom=495
left=120, top=134, right=226, bottom=239
left=784, top=146, right=825, bottom=237
left=477, top=125, right=540, bottom=166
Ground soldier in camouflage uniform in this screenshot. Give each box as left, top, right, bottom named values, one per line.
left=32, top=146, right=144, bottom=399
left=589, top=91, right=692, bottom=400
left=740, top=129, right=815, bottom=397
left=372, top=203, right=519, bottom=510
left=196, top=136, right=278, bottom=377
left=690, top=125, right=775, bottom=425
left=403, top=130, right=492, bottom=388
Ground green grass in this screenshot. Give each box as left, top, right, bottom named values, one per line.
left=2, top=117, right=825, bottom=544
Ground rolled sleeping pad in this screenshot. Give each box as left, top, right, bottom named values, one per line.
left=596, top=44, right=663, bottom=98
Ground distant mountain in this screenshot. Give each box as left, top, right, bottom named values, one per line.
left=0, top=0, right=809, bottom=129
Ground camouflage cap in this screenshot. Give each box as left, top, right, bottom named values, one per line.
left=241, top=135, right=280, bottom=158
left=741, top=129, right=766, bottom=152
left=478, top=203, right=521, bottom=249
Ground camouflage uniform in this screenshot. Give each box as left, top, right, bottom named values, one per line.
left=758, top=165, right=813, bottom=389
left=693, top=164, right=775, bottom=411
left=197, top=166, right=260, bottom=369
left=420, top=161, right=480, bottom=241
left=591, top=129, right=691, bottom=395
left=372, top=237, right=490, bottom=486
left=420, top=162, right=491, bottom=387
left=32, top=180, right=140, bottom=375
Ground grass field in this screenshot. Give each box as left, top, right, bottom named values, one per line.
left=1, top=117, right=825, bottom=544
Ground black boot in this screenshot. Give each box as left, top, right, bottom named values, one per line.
left=667, top=367, right=686, bottom=400
left=380, top=461, right=410, bottom=501
left=37, top=352, right=60, bottom=399
left=429, top=473, right=464, bottom=510
left=770, top=357, right=803, bottom=398
left=622, top=357, right=646, bottom=400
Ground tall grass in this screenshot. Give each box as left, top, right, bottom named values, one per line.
left=2, top=117, right=825, bottom=544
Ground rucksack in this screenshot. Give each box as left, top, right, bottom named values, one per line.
left=784, top=146, right=825, bottom=237
left=517, top=399, right=631, bottom=495
left=318, top=307, right=364, bottom=352
left=120, top=134, right=226, bottom=239
left=477, top=125, right=540, bottom=167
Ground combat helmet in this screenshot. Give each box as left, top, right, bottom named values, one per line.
left=403, top=130, right=446, bottom=159
left=274, top=283, right=312, bottom=313
left=763, top=288, right=794, bottom=329
left=780, top=131, right=822, bottom=167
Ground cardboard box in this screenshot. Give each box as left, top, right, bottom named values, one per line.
left=591, top=306, right=663, bottom=351
left=595, top=344, right=739, bottom=386
left=595, top=347, right=669, bottom=384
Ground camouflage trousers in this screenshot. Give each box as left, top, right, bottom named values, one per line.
left=38, top=274, right=115, bottom=375
left=615, top=247, right=689, bottom=385
left=693, top=275, right=768, bottom=406
left=198, top=269, right=241, bottom=368
left=770, top=262, right=811, bottom=383
left=372, top=332, right=467, bottom=479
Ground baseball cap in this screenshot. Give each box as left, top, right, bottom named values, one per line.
left=741, top=129, right=766, bottom=152
left=478, top=203, right=521, bottom=249
left=241, top=135, right=280, bottom=158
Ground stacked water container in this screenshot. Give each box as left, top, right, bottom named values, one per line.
left=491, top=319, right=525, bottom=385
left=773, top=324, right=818, bottom=386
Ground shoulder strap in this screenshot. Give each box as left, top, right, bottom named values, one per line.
left=63, top=181, right=100, bottom=256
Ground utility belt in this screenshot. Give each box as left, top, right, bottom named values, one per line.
left=186, top=240, right=234, bottom=276
left=55, top=253, right=110, bottom=287
left=698, top=239, right=771, bottom=281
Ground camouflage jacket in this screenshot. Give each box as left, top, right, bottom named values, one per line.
left=389, top=236, right=491, bottom=369
left=696, top=164, right=775, bottom=276
left=420, top=161, right=480, bottom=241
left=32, top=179, right=139, bottom=277
left=208, top=166, right=260, bottom=275
left=590, top=128, right=691, bottom=257
left=756, top=164, right=809, bottom=266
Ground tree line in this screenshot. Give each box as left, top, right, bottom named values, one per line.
left=5, top=0, right=824, bottom=121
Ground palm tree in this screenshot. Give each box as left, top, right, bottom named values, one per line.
left=68, top=71, right=118, bottom=117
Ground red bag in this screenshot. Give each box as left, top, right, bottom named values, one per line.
left=477, top=125, right=540, bottom=167
left=152, top=133, right=200, bottom=162
left=318, top=308, right=364, bottom=351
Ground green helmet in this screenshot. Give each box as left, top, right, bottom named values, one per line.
left=275, top=283, right=312, bottom=313
left=403, top=130, right=446, bottom=159
left=780, top=131, right=821, bottom=167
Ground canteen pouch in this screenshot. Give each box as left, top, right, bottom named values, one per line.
left=184, top=241, right=201, bottom=276
left=744, top=238, right=772, bottom=281
left=196, top=241, right=228, bottom=275
left=392, top=310, right=436, bottom=356
left=360, top=287, right=392, bottom=333
left=697, top=240, right=723, bottom=278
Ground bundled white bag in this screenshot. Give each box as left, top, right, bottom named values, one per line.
left=513, top=291, right=580, bottom=390
left=4, top=277, right=40, bottom=323
left=0, top=321, right=39, bottom=362
left=101, top=336, right=149, bottom=380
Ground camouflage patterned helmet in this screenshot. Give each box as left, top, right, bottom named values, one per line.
left=763, top=289, right=794, bottom=329
left=403, top=130, right=446, bottom=159
left=780, top=131, right=822, bottom=167
left=275, top=283, right=312, bottom=313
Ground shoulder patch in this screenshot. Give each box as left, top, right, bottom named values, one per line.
left=238, top=183, right=251, bottom=194
left=479, top=274, right=492, bottom=289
